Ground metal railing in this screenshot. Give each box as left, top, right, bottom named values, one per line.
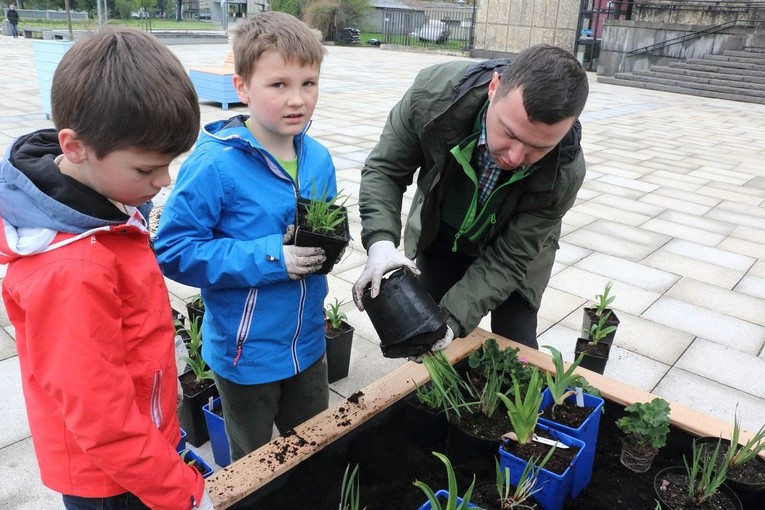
left=627, top=18, right=765, bottom=56
left=376, top=6, right=476, bottom=52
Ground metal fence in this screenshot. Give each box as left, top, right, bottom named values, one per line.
left=375, top=6, right=476, bottom=52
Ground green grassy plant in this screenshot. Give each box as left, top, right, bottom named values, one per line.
left=325, top=298, right=348, bottom=330
left=417, top=352, right=475, bottom=421
left=496, top=368, right=544, bottom=445
left=180, top=316, right=213, bottom=383
left=684, top=438, right=729, bottom=506
left=413, top=452, right=479, bottom=510
left=339, top=463, right=364, bottom=510
left=304, top=181, right=349, bottom=235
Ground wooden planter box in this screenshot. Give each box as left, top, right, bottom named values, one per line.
left=206, top=328, right=763, bottom=509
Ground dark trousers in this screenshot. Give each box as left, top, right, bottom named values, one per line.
left=214, top=356, right=329, bottom=462
left=416, top=241, right=539, bottom=349
left=63, top=493, right=149, bottom=509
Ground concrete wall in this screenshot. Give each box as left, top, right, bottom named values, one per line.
left=631, top=1, right=765, bottom=25
left=471, top=0, right=580, bottom=59
left=597, top=20, right=764, bottom=76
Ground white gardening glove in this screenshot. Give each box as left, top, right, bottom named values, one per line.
left=193, top=490, right=215, bottom=509
left=352, top=240, right=419, bottom=310
left=282, top=225, right=326, bottom=280
left=408, top=325, right=454, bottom=363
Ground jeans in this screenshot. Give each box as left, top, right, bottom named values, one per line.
left=11, top=23, right=18, bottom=38
left=62, top=492, right=150, bottom=510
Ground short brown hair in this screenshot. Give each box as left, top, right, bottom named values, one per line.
left=51, top=28, right=200, bottom=160
left=232, top=11, right=326, bottom=82
left=497, top=44, right=589, bottom=124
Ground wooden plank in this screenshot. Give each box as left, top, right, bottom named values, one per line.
left=206, top=327, right=763, bottom=508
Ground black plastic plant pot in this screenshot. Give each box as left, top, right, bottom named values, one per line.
left=294, top=197, right=351, bottom=275
left=178, top=370, right=219, bottom=447
left=581, top=307, right=620, bottom=344
left=186, top=300, right=204, bottom=328
left=361, top=267, right=448, bottom=359
left=401, top=393, right=449, bottom=451
left=654, top=466, right=743, bottom=510
left=695, top=437, right=765, bottom=510
left=575, top=337, right=611, bottom=375
left=326, top=322, right=354, bottom=383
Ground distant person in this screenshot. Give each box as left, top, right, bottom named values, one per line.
left=154, top=12, right=335, bottom=460
left=352, top=44, right=590, bottom=350
left=6, top=4, right=19, bottom=38
left=0, top=28, right=213, bottom=509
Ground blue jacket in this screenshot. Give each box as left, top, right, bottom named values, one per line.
left=154, top=116, right=336, bottom=384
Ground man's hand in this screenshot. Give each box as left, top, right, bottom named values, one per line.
left=194, top=490, right=215, bottom=509
left=352, top=240, right=419, bottom=310
left=408, top=325, right=454, bottom=362
left=282, top=225, right=325, bottom=280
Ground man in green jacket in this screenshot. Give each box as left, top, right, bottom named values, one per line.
left=352, top=44, right=589, bottom=350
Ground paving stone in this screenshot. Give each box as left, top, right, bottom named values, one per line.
left=575, top=252, right=680, bottom=293
left=0, top=357, right=29, bottom=449
left=675, top=339, right=765, bottom=398
left=555, top=241, right=592, bottom=266
left=609, top=312, right=694, bottom=365
left=163, top=278, right=200, bottom=301
left=695, top=185, right=765, bottom=206
left=667, top=277, right=765, bottom=326
left=596, top=174, right=660, bottom=193
left=0, top=437, right=61, bottom=510
left=642, top=250, right=745, bottom=289
left=0, top=329, right=15, bottom=362
left=641, top=218, right=728, bottom=246
left=537, top=287, right=587, bottom=325
left=571, top=200, right=653, bottom=226
left=549, top=266, right=661, bottom=315
left=642, top=297, right=765, bottom=354
left=580, top=179, right=647, bottom=199
left=717, top=237, right=765, bottom=260
left=735, top=274, right=765, bottom=300
left=705, top=201, right=765, bottom=230
left=638, top=193, right=712, bottom=216
left=672, top=238, right=757, bottom=270
left=601, top=345, right=669, bottom=391
left=653, top=369, right=765, bottom=434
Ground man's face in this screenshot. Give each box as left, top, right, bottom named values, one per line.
left=485, top=73, right=575, bottom=170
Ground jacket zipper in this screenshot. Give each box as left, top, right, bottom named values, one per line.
left=150, top=370, right=163, bottom=428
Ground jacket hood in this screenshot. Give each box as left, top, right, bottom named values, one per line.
left=199, top=114, right=311, bottom=153
left=0, top=129, right=138, bottom=261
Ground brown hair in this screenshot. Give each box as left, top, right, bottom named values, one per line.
left=232, top=11, right=326, bottom=82
left=51, top=28, right=200, bottom=160
left=496, top=44, right=589, bottom=124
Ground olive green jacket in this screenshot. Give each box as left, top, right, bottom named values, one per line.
left=359, top=59, right=586, bottom=336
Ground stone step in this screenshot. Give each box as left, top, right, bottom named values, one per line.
left=742, top=46, right=765, bottom=54
left=694, top=54, right=765, bottom=69
left=724, top=50, right=765, bottom=60
left=643, top=67, right=765, bottom=87
left=597, top=76, right=765, bottom=104
left=673, top=61, right=765, bottom=78
left=612, top=72, right=765, bottom=98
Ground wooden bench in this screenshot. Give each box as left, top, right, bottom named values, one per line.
left=188, top=52, right=241, bottom=110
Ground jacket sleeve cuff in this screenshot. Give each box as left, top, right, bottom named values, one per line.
left=446, top=313, right=465, bottom=338
left=365, top=232, right=399, bottom=251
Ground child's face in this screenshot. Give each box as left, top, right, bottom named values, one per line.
left=71, top=148, right=174, bottom=207
left=234, top=50, right=320, bottom=148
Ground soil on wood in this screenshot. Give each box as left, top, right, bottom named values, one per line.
left=656, top=469, right=741, bottom=510
left=238, top=396, right=699, bottom=510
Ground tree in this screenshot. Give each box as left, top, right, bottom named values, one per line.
left=302, top=0, right=370, bottom=41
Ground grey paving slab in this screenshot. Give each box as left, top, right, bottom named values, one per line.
left=0, top=357, right=30, bottom=449
left=717, top=237, right=765, bottom=260
left=0, top=437, right=60, bottom=509
left=653, top=369, right=765, bottom=434
left=0, top=327, right=15, bottom=361
left=660, top=239, right=755, bottom=271
left=642, top=297, right=765, bottom=354
left=735, top=274, right=765, bottom=300
left=675, top=339, right=765, bottom=398
left=548, top=266, right=662, bottom=315
left=640, top=218, right=728, bottom=246
left=638, top=193, right=713, bottom=216
left=601, top=345, right=669, bottom=392
left=609, top=312, right=695, bottom=365
left=574, top=252, right=680, bottom=293
left=666, top=277, right=765, bottom=326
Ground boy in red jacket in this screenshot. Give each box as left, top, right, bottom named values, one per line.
left=0, top=29, right=213, bottom=510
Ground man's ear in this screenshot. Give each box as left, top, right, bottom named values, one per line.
left=58, top=129, right=89, bottom=164
left=487, top=71, right=501, bottom=102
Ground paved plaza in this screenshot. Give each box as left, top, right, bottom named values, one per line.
left=0, top=34, right=764, bottom=508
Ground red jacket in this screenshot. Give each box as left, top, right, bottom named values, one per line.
left=0, top=217, right=205, bottom=509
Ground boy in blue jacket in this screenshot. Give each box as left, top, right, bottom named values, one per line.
left=154, top=11, right=334, bottom=461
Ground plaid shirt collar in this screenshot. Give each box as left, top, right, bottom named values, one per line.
left=475, top=109, right=502, bottom=206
